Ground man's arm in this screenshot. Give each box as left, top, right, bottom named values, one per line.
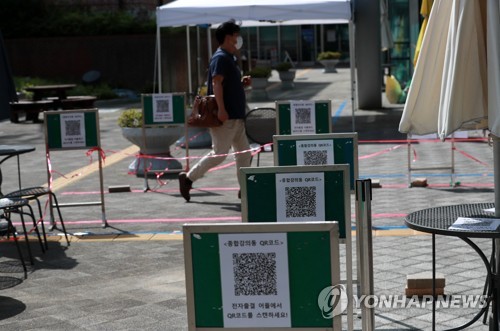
left=213, top=74, right=228, bottom=122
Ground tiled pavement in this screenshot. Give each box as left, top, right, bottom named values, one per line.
left=0, top=67, right=496, bottom=330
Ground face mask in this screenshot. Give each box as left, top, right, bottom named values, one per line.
left=235, top=36, right=243, bottom=50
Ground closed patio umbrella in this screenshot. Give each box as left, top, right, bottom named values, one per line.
left=399, top=0, right=500, bottom=326
left=399, top=0, right=488, bottom=140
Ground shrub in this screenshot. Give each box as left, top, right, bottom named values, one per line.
left=274, top=62, right=293, bottom=72
left=246, top=66, right=272, bottom=78
left=117, top=108, right=142, bottom=128
left=317, top=51, right=342, bottom=61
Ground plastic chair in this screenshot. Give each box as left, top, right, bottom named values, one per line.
left=244, top=107, right=276, bottom=166
left=4, top=187, right=70, bottom=248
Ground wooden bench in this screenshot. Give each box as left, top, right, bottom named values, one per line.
left=9, top=100, right=54, bottom=123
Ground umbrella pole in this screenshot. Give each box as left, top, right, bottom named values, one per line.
left=494, top=135, right=500, bottom=218
left=494, top=135, right=500, bottom=331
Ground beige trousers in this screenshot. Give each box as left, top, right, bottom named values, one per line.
left=187, top=119, right=251, bottom=187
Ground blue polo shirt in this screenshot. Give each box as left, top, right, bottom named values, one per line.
left=208, top=48, right=246, bottom=119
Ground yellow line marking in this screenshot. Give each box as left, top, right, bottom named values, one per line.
left=48, top=145, right=139, bottom=192
left=373, top=229, right=428, bottom=237
left=296, top=68, right=312, bottom=78
left=151, top=233, right=183, bottom=241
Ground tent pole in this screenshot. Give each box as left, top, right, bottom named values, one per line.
left=277, top=25, right=281, bottom=62
left=186, top=26, right=193, bottom=103
left=320, top=25, right=325, bottom=53
left=207, top=27, right=212, bottom=62
left=247, top=28, right=252, bottom=71
left=349, top=20, right=357, bottom=132
left=257, top=27, right=261, bottom=60
left=157, top=26, right=162, bottom=93
left=196, top=26, right=201, bottom=89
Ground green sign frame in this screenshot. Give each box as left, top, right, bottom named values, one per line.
left=183, top=222, right=341, bottom=330
left=44, top=108, right=100, bottom=150
left=276, top=100, right=332, bottom=135
left=141, top=93, right=186, bottom=126
left=240, top=165, right=350, bottom=240
left=273, top=133, right=358, bottom=192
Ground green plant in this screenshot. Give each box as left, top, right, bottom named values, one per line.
left=274, top=62, right=293, bottom=72
left=117, top=108, right=142, bottom=128
left=247, top=66, right=272, bottom=78
left=317, top=51, right=342, bottom=61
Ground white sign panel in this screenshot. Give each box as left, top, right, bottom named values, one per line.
left=276, top=172, right=325, bottom=222
left=219, top=233, right=291, bottom=328
left=60, top=112, right=86, bottom=148
left=290, top=100, right=316, bottom=134
left=152, top=93, right=173, bottom=122
left=296, top=139, right=335, bottom=165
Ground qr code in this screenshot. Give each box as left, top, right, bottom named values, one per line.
left=64, top=120, right=81, bottom=136
left=156, top=99, right=170, bottom=113
left=303, top=150, right=328, bottom=165
left=233, top=253, right=277, bottom=296
left=285, top=186, right=317, bottom=218
left=294, top=108, right=311, bottom=124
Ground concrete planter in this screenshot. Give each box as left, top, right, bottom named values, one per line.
left=319, top=59, right=339, bottom=73
left=121, top=126, right=184, bottom=177
left=249, top=77, right=269, bottom=101
left=278, top=70, right=296, bottom=90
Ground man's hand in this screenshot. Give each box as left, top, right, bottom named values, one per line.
left=242, top=75, right=252, bottom=88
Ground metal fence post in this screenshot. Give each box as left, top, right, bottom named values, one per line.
left=355, top=179, right=375, bottom=331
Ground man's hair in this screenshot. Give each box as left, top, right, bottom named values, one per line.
left=215, top=19, right=240, bottom=45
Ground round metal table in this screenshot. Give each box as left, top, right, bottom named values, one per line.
left=405, top=203, right=498, bottom=330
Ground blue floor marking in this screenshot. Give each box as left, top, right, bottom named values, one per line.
left=332, top=100, right=347, bottom=124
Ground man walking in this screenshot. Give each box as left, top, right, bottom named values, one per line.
left=178, top=20, right=252, bottom=202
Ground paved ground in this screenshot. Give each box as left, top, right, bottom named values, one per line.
left=0, top=67, right=496, bottom=330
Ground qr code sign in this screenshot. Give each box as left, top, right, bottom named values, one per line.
left=233, top=252, right=277, bottom=296
left=64, top=120, right=81, bottom=136
left=285, top=186, right=317, bottom=218
left=156, top=99, right=170, bottom=113
left=303, top=150, right=328, bottom=165
left=294, top=108, right=311, bottom=124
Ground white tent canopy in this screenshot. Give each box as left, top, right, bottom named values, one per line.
left=155, top=0, right=356, bottom=132
left=399, top=0, right=490, bottom=139
left=156, top=0, right=351, bottom=27
left=210, top=19, right=349, bottom=28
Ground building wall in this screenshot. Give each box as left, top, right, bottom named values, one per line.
left=5, top=31, right=211, bottom=93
